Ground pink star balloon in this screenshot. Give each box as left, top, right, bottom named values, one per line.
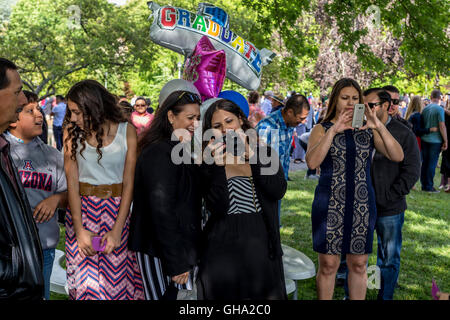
left=183, top=36, right=226, bottom=101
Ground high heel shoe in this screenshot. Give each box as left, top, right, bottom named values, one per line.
left=432, top=278, right=440, bottom=300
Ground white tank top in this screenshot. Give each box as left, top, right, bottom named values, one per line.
left=76, top=122, right=128, bottom=185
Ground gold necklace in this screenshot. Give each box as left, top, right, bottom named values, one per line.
left=249, top=176, right=258, bottom=212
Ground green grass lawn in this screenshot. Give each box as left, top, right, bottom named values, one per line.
left=51, top=168, right=449, bottom=300
left=282, top=169, right=449, bottom=300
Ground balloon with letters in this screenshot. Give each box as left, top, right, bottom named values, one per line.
left=148, top=2, right=276, bottom=91
left=183, top=36, right=226, bottom=102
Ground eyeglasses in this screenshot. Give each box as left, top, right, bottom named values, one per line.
left=135, top=104, right=147, bottom=107
left=367, top=101, right=383, bottom=109
left=391, top=99, right=400, bottom=105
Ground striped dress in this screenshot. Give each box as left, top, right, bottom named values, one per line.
left=227, top=176, right=262, bottom=214
left=197, top=176, right=286, bottom=300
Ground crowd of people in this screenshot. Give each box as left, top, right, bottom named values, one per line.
left=0, top=57, right=448, bottom=301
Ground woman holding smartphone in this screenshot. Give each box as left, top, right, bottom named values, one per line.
left=306, top=78, right=404, bottom=300
left=197, top=99, right=287, bottom=300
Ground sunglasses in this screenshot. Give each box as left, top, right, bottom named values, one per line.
left=367, top=101, right=383, bottom=109
left=391, top=99, right=400, bottom=105
left=135, top=104, right=147, bottom=107
left=177, top=91, right=201, bottom=104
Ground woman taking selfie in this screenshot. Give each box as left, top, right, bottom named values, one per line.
left=128, top=79, right=203, bottom=300
left=306, top=78, right=404, bottom=300
left=63, top=80, right=144, bottom=300
left=130, top=96, right=154, bottom=137
left=197, top=98, right=287, bottom=300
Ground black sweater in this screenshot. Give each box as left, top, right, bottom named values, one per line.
left=199, top=145, right=287, bottom=259
left=371, top=118, right=421, bottom=217
left=128, top=139, right=202, bottom=277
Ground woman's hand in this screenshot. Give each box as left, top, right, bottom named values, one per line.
left=172, top=271, right=190, bottom=285
left=101, top=228, right=122, bottom=255
left=206, top=138, right=226, bottom=166
left=331, top=109, right=353, bottom=134
left=360, top=104, right=382, bottom=131
left=235, top=129, right=255, bottom=161
left=76, top=229, right=97, bottom=257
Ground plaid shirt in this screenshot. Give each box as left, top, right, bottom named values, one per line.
left=256, top=109, right=294, bottom=180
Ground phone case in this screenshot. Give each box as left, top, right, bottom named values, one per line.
left=92, top=236, right=106, bottom=252
left=352, top=104, right=365, bottom=128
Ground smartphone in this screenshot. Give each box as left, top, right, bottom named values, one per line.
left=92, top=236, right=106, bottom=252
left=352, top=104, right=365, bottom=128
left=222, top=135, right=248, bottom=156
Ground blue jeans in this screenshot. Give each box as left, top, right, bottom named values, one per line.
left=42, top=248, right=56, bottom=300
left=420, top=141, right=442, bottom=191
left=376, top=213, right=404, bottom=300
left=53, top=125, right=63, bottom=151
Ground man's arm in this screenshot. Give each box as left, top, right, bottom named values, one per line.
left=439, top=121, right=447, bottom=151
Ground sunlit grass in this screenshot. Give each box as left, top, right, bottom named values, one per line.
left=51, top=167, right=449, bottom=300
left=281, top=168, right=449, bottom=300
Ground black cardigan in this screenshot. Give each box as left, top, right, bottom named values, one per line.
left=371, top=118, right=421, bottom=217
left=128, top=139, right=202, bottom=277
left=198, top=145, right=287, bottom=259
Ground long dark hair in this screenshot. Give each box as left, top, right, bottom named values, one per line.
left=63, top=79, right=126, bottom=163
left=322, top=78, right=363, bottom=123
left=22, top=90, right=38, bottom=103
left=202, top=99, right=253, bottom=133
left=202, top=99, right=254, bottom=151
left=137, top=90, right=200, bottom=153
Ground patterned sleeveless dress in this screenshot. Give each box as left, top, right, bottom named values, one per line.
left=65, top=122, right=144, bottom=300
left=311, top=122, right=377, bottom=255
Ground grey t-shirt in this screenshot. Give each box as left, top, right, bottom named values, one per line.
left=6, top=134, right=67, bottom=250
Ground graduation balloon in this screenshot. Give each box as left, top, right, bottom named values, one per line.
left=183, top=36, right=226, bottom=102
left=147, top=2, right=276, bottom=91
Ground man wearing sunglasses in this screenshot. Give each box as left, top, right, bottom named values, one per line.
left=382, top=85, right=413, bottom=130
left=363, top=88, right=420, bottom=300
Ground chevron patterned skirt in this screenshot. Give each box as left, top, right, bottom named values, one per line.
left=65, top=196, right=145, bottom=300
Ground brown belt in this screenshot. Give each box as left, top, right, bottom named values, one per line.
left=79, top=182, right=123, bottom=199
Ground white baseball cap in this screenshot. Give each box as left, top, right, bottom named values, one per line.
left=158, top=79, right=201, bottom=107
left=264, top=90, right=274, bottom=97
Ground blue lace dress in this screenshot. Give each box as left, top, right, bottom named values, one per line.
left=311, top=122, right=377, bottom=255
